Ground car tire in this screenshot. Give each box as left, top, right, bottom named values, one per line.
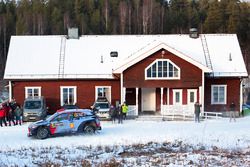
left=84, top=125, right=95, bottom=135
left=36, top=127, right=49, bottom=139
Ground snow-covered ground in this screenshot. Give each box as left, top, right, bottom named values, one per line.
left=1, top=117, right=250, bottom=166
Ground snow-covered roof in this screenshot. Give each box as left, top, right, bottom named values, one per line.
left=4, top=34, right=248, bottom=79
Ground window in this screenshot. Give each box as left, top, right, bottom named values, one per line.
left=173, top=89, right=182, bottom=105
left=25, top=87, right=41, bottom=98
left=187, top=89, right=197, bottom=104
left=145, top=59, right=180, bottom=80
left=211, top=85, right=227, bottom=104
left=95, top=86, right=111, bottom=102
left=60, top=86, right=77, bottom=106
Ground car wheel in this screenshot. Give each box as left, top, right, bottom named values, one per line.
left=84, top=125, right=95, bottom=135
left=36, top=127, right=49, bottom=139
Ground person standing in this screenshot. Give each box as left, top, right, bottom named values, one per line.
left=229, top=102, right=236, bottom=122
left=109, top=105, right=116, bottom=123
left=6, top=103, right=16, bottom=126
left=0, top=104, right=7, bottom=127
left=14, top=105, right=22, bottom=125
left=122, top=102, right=128, bottom=120
left=117, top=104, right=123, bottom=124
left=9, top=99, right=17, bottom=112
left=194, top=101, right=201, bottom=123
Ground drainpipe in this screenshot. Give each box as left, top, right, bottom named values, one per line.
left=9, top=81, right=12, bottom=101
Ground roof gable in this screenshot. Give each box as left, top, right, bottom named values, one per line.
left=113, top=41, right=212, bottom=73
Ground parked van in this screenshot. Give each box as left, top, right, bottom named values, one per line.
left=92, top=97, right=110, bottom=119
left=23, top=96, right=47, bottom=122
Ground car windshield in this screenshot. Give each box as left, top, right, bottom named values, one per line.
left=95, top=103, right=109, bottom=109
left=46, top=113, right=56, bottom=121
left=24, top=101, right=42, bottom=109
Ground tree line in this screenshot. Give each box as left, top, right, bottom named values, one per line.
left=0, top=0, right=250, bottom=78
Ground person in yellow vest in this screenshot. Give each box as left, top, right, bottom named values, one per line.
left=122, top=102, right=128, bottom=120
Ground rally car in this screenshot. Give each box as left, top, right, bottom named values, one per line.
left=28, top=109, right=101, bottom=139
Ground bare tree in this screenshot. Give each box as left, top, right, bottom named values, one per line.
left=119, top=1, right=127, bottom=34
left=142, top=0, right=151, bottom=34
left=103, top=0, right=109, bottom=32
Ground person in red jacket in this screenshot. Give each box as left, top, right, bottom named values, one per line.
left=5, top=102, right=16, bottom=126
left=0, top=104, right=7, bottom=127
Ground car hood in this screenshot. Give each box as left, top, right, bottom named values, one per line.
left=29, top=119, right=49, bottom=128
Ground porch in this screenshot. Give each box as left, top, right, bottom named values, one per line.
left=123, top=87, right=201, bottom=119
left=126, top=105, right=223, bottom=121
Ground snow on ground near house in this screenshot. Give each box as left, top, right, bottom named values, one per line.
left=1, top=117, right=250, bottom=150
left=1, top=117, right=250, bottom=166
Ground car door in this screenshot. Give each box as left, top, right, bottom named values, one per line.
left=69, top=112, right=85, bottom=132
left=50, top=113, right=71, bottom=134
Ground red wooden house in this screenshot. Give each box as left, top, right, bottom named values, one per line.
left=4, top=32, right=248, bottom=117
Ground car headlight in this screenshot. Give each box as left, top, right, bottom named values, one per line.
left=37, top=112, right=42, bottom=116
left=23, top=113, right=28, bottom=117
left=30, top=124, right=38, bottom=129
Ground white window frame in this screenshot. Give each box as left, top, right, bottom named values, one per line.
left=60, top=86, right=77, bottom=106
left=145, top=59, right=180, bottom=80
left=95, top=86, right=111, bottom=102
left=173, top=89, right=183, bottom=105
left=25, top=87, right=41, bottom=98
left=211, top=85, right=227, bottom=104
left=187, top=89, right=197, bottom=105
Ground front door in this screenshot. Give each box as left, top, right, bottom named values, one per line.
left=141, top=88, right=156, bottom=112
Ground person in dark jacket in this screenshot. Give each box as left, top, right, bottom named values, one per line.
left=229, top=102, right=236, bottom=122
left=14, top=105, right=22, bottom=125
left=194, top=101, right=201, bottom=123
left=109, top=105, right=117, bottom=123
left=0, top=104, right=7, bottom=127
left=117, top=104, right=123, bottom=124
left=6, top=103, right=16, bottom=126
left=9, top=99, right=17, bottom=111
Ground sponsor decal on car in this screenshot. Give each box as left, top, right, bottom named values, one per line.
left=70, top=123, right=74, bottom=128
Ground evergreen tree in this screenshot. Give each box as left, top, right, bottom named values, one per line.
left=169, top=0, right=189, bottom=33
left=204, top=0, right=223, bottom=33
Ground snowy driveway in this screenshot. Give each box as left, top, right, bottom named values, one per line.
left=1, top=117, right=250, bottom=151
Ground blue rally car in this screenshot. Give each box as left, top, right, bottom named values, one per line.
left=28, top=109, right=101, bottom=139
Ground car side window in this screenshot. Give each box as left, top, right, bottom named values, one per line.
left=73, top=112, right=85, bottom=120
left=53, top=113, right=69, bottom=122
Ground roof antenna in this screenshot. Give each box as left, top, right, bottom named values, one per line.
left=229, top=53, right=232, bottom=61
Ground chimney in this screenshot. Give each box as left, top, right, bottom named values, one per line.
left=189, top=28, right=199, bottom=38
left=68, top=28, right=79, bottom=39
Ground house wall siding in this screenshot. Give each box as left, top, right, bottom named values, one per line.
left=204, top=78, right=241, bottom=112
left=12, top=80, right=120, bottom=113
left=123, top=49, right=203, bottom=88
